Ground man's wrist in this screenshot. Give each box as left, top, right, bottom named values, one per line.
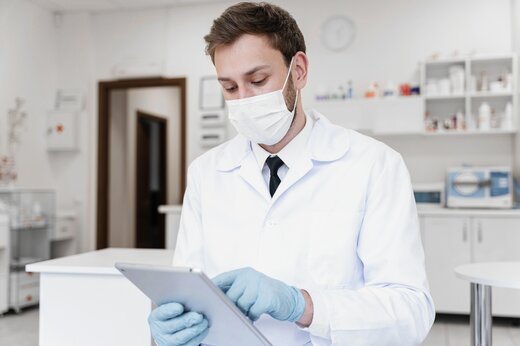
left=295, top=289, right=313, bottom=327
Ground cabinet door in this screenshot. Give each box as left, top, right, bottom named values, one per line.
left=472, top=217, right=520, bottom=317
left=422, top=216, right=471, bottom=313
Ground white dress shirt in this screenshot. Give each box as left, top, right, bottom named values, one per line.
left=252, top=113, right=313, bottom=188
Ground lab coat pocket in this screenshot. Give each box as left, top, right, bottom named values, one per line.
left=307, top=210, right=363, bottom=288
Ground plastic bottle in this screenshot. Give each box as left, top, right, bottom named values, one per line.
left=503, top=102, right=513, bottom=130
left=478, top=102, right=491, bottom=131
left=456, top=110, right=465, bottom=131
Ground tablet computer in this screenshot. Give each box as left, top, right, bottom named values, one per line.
left=115, top=262, right=272, bottom=346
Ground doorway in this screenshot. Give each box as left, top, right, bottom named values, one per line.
left=136, top=110, right=167, bottom=249
left=97, top=78, right=187, bottom=250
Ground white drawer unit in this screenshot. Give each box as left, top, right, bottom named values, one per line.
left=10, top=271, right=40, bottom=311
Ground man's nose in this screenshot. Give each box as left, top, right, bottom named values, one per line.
left=237, top=86, right=256, bottom=100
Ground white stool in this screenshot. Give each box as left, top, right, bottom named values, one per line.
left=455, top=262, right=520, bottom=346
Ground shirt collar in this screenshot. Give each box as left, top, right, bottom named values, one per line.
left=251, top=113, right=313, bottom=170
left=216, top=110, right=351, bottom=172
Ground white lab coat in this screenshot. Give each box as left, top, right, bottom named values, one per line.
left=173, top=110, right=435, bottom=345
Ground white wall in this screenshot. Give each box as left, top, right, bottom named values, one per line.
left=54, top=12, right=95, bottom=253
left=3, top=0, right=514, bottom=252
left=0, top=0, right=57, bottom=180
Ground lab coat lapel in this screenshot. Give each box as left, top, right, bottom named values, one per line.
left=239, top=152, right=271, bottom=201
left=270, top=157, right=313, bottom=204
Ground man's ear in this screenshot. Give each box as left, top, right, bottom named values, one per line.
left=292, top=51, right=308, bottom=90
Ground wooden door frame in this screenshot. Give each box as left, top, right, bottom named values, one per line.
left=135, top=110, right=168, bottom=249
left=97, top=77, right=187, bottom=250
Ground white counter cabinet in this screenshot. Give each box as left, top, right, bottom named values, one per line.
left=26, top=248, right=173, bottom=346
left=419, top=209, right=520, bottom=316
left=421, top=215, right=471, bottom=314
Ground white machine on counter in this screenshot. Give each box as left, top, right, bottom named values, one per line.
left=446, top=166, right=514, bottom=209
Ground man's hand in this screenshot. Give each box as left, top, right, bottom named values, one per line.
left=212, top=267, right=306, bottom=322
left=148, top=302, right=209, bottom=346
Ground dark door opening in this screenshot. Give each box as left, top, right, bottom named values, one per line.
left=136, top=110, right=167, bottom=249
left=97, top=77, right=186, bottom=250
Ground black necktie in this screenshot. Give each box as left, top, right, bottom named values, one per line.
left=265, top=155, right=284, bottom=197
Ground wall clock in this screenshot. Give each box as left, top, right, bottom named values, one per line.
left=321, top=16, right=356, bottom=52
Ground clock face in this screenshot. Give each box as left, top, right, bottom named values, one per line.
left=321, top=16, right=356, bottom=52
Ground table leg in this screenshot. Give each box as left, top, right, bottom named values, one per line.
left=471, top=283, right=492, bottom=346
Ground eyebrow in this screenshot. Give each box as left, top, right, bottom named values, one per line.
left=218, top=65, right=270, bottom=82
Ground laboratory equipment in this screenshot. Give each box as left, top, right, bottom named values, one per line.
left=446, top=166, right=513, bottom=209
left=413, top=183, right=444, bottom=208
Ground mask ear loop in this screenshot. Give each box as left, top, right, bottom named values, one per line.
left=282, top=57, right=299, bottom=113
left=281, top=56, right=295, bottom=91
left=282, top=56, right=300, bottom=115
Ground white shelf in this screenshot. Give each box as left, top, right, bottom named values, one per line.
left=11, top=223, right=49, bottom=231
left=425, top=94, right=465, bottom=100
left=424, top=58, right=466, bottom=66
left=470, top=91, right=513, bottom=98
left=470, top=53, right=516, bottom=63
left=423, top=129, right=517, bottom=136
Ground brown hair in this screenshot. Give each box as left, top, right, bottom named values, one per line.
left=204, top=2, right=306, bottom=66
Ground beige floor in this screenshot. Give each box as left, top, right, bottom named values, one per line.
left=0, top=307, right=38, bottom=346
left=0, top=308, right=519, bottom=345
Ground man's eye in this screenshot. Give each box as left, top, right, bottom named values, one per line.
left=225, top=86, right=237, bottom=93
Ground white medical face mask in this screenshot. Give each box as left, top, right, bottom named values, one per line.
left=226, top=58, right=299, bottom=145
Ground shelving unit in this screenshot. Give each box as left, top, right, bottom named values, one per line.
left=0, top=189, right=54, bottom=313
left=421, top=54, right=517, bottom=134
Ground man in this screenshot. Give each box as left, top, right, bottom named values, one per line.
left=148, top=2, right=435, bottom=345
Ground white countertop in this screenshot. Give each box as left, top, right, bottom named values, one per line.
left=158, top=205, right=182, bottom=214
left=159, top=204, right=520, bottom=217
left=455, top=262, right=520, bottom=289
left=26, top=248, right=174, bottom=275
left=417, top=206, right=520, bottom=217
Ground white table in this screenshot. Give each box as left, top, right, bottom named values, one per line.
left=455, top=262, right=520, bottom=346
left=26, top=248, right=173, bottom=346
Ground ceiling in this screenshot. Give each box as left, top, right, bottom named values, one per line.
left=29, top=0, right=230, bottom=13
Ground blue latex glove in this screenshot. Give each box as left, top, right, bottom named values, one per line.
left=212, top=267, right=306, bottom=322
left=148, top=302, right=209, bottom=346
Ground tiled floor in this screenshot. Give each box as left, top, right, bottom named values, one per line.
left=422, top=315, right=520, bottom=346
left=0, top=308, right=519, bottom=345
